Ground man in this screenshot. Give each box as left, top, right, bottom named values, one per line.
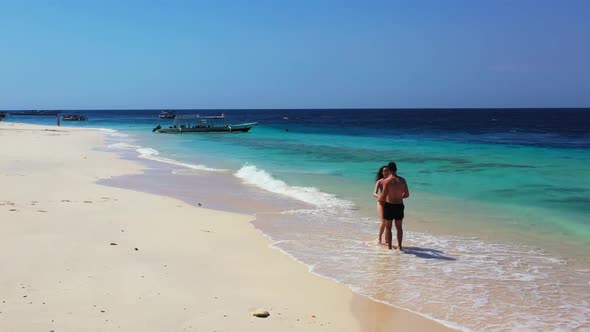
left=378, top=162, right=410, bottom=250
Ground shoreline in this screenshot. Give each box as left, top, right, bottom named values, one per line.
left=95, top=123, right=590, bottom=331
left=0, top=122, right=456, bottom=331
left=105, top=124, right=590, bottom=268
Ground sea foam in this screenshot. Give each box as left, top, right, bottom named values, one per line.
left=136, top=147, right=219, bottom=172
left=107, top=142, right=141, bottom=150
left=96, top=128, right=130, bottom=138
left=234, top=165, right=355, bottom=209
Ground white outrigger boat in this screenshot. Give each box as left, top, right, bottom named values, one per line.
left=152, top=114, right=257, bottom=134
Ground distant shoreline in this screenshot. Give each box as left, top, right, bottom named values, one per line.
left=2, top=107, right=590, bottom=112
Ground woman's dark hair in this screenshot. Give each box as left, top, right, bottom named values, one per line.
left=375, top=165, right=387, bottom=182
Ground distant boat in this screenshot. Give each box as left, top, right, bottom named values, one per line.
left=62, top=113, right=88, bottom=121
left=159, top=110, right=176, bottom=119
left=9, top=110, right=61, bottom=116
left=153, top=114, right=257, bottom=134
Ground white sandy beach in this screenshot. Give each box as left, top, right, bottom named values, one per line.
left=0, top=123, right=455, bottom=331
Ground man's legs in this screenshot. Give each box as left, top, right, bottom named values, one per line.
left=385, top=220, right=393, bottom=250
left=394, top=219, right=403, bottom=250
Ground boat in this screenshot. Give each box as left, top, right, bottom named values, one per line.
left=159, top=110, right=176, bottom=119
left=9, top=110, right=61, bottom=116
left=62, top=113, right=88, bottom=121
left=153, top=114, right=257, bottom=133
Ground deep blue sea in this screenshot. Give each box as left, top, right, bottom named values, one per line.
left=4, top=108, right=590, bottom=331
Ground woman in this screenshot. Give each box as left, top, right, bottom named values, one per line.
left=373, top=165, right=390, bottom=244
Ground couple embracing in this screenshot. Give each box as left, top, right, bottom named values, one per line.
left=373, top=162, right=410, bottom=250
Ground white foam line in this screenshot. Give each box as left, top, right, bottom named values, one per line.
left=107, top=142, right=141, bottom=150
left=136, top=147, right=220, bottom=172
left=94, top=127, right=130, bottom=137
left=234, top=165, right=355, bottom=209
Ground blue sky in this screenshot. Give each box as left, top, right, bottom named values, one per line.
left=1, top=0, right=589, bottom=109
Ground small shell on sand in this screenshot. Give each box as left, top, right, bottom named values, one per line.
left=252, top=309, right=270, bottom=318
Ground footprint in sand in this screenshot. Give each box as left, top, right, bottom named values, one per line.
left=37, top=210, right=48, bottom=213
left=9, top=209, right=17, bottom=212
left=61, top=200, right=70, bottom=202
left=83, top=201, right=93, bottom=203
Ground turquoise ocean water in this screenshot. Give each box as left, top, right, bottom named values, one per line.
left=4, top=109, right=590, bottom=331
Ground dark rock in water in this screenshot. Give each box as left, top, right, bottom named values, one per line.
left=253, top=309, right=270, bottom=318
left=197, top=203, right=202, bottom=206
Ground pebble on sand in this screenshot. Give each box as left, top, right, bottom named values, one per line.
left=252, top=309, right=270, bottom=318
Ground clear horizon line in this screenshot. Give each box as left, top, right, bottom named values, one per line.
left=2, top=107, right=590, bottom=111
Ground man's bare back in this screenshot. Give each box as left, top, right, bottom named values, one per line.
left=379, top=175, right=409, bottom=204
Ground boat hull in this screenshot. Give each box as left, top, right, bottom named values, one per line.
left=156, top=122, right=256, bottom=134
